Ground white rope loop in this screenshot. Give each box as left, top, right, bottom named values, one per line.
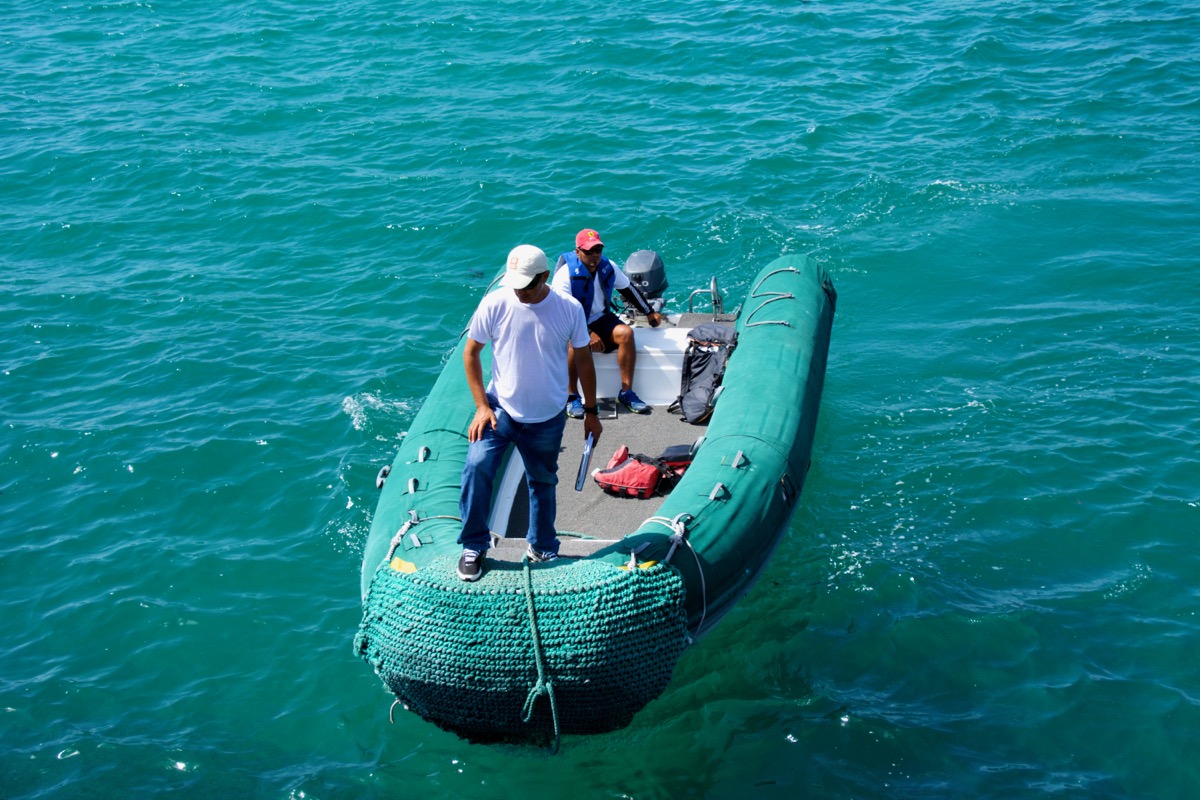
left=644, top=513, right=707, bottom=635
left=384, top=510, right=461, bottom=561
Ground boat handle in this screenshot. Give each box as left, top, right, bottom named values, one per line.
left=375, top=464, right=391, bottom=489
left=731, top=450, right=745, bottom=469
left=745, top=294, right=794, bottom=328
left=417, top=446, right=430, bottom=462
left=750, top=266, right=800, bottom=296
left=408, top=477, right=418, bottom=494
left=709, top=482, right=727, bottom=501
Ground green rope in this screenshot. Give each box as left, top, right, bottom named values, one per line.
left=519, top=555, right=561, bottom=754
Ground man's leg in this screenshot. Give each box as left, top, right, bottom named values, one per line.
left=587, top=313, right=635, bottom=389
left=590, top=313, right=649, bottom=413
left=458, top=413, right=512, bottom=553
left=512, top=412, right=567, bottom=555
left=612, top=323, right=636, bottom=391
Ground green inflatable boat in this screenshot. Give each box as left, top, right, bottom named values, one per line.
left=355, top=253, right=836, bottom=745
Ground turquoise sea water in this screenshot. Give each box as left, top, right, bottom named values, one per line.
left=4, top=1, right=1200, bottom=797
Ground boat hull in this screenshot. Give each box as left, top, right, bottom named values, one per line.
left=355, top=254, right=835, bottom=740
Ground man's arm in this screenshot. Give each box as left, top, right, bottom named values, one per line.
left=463, top=338, right=496, bottom=443
left=617, top=285, right=662, bottom=327
left=573, top=346, right=603, bottom=444
left=550, top=264, right=571, bottom=296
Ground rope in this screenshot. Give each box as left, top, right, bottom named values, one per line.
left=744, top=266, right=801, bottom=327
left=384, top=511, right=462, bottom=560
left=680, top=535, right=707, bottom=635
left=519, top=555, right=561, bottom=754
left=645, top=513, right=707, bottom=635
left=555, top=530, right=597, bottom=540
left=750, top=266, right=800, bottom=296
left=745, top=293, right=794, bottom=328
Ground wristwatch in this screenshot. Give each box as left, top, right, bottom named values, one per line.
left=582, top=405, right=599, bottom=416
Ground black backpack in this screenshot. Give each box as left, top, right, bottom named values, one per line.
left=668, top=323, right=737, bottom=424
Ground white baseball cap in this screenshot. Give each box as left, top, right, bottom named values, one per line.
left=499, top=244, right=548, bottom=288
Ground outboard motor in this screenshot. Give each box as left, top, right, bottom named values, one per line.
left=623, top=250, right=669, bottom=313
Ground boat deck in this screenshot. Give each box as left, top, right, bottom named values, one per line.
left=489, top=311, right=728, bottom=562
left=490, top=402, right=707, bottom=561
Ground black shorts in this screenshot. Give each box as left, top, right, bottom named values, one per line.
left=588, top=312, right=624, bottom=354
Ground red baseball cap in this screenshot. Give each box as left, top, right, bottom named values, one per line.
left=575, top=229, right=604, bottom=250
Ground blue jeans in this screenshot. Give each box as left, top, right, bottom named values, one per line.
left=458, top=398, right=566, bottom=555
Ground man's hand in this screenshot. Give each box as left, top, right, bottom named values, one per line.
left=463, top=339, right=496, bottom=443
left=467, top=406, right=497, bottom=443
left=588, top=331, right=604, bottom=352
left=583, top=412, right=603, bottom=445
left=573, top=341, right=602, bottom=446
left=647, top=311, right=663, bottom=328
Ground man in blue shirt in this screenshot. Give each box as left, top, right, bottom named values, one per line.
left=551, top=228, right=663, bottom=416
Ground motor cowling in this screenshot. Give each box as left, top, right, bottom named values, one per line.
left=624, top=250, right=669, bottom=298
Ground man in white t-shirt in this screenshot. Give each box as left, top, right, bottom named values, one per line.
left=551, top=228, right=663, bottom=416
left=457, top=244, right=603, bottom=582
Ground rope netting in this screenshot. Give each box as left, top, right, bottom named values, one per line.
left=355, top=556, right=689, bottom=740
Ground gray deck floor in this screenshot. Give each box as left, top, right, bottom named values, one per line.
left=560, top=403, right=706, bottom=534
left=491, top=403, right=706, bottom=560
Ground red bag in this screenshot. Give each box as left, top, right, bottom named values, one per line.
left=605, top=445, right=630, bottom=470
left=593, top=444, right=690, bottom=499
left=593, top=455, right=669, bottom=498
